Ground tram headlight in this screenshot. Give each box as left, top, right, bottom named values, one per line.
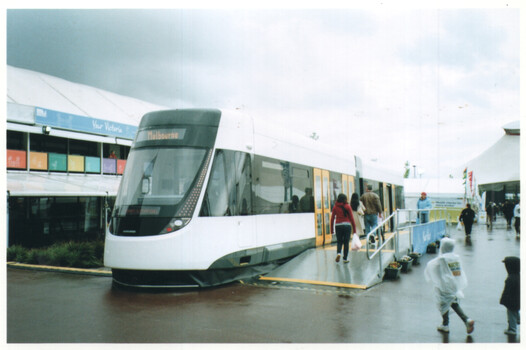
left=161, top=217, right=191, bottom=234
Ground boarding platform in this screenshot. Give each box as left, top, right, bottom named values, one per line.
left=260, top=230, right=412, bottom=289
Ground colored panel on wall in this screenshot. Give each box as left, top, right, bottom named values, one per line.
left=103, top=158, right=116, bottom=174
left=85, top=156, right=101, bottom=173
left=117, top=159, right=126, bottom=174
left=30, top=152, right=48, bottom=170
left=68, top=155, right=85, bottom=172
left=48, top=153, right=67, bottom=171
left=7, top=150, right=27, bottom=169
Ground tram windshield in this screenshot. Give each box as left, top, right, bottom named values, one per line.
left=114, top=147, right=207, bottom=214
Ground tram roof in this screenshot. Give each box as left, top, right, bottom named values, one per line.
left=217, top=109, right=357, bottom=175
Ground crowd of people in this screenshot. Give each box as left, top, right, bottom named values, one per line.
left=330, top=185, right=383, bottom=264
left=457, top=200, right=521, bottom=237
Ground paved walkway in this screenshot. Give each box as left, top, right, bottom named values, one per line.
left=6, top=216, right=521, bottom=343
left=355, top=217, right=521, bottom=343
left=260, top=231, right=411, bottom=289
left=253, top=216, right=521, bottom=343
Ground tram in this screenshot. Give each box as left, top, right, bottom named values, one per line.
left=104, top=109, right=404, bottom=287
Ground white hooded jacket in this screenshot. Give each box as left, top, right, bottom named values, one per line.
left=424, top=237, right=468, bottom=314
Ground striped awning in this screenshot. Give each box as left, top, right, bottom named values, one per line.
left=7, top=172, right=122, bottom=197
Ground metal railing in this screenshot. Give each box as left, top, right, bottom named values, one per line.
left=365, top=208, right=449, bottom=278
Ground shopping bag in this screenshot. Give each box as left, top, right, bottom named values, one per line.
left=351, top=233, right=362, bottom=251
left=457, top=221, right=463, bottom=231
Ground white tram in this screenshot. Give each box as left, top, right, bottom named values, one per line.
left=104, top=109, right=404, bottom=287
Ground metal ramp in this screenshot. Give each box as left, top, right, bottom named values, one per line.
left=259, top=230, right=412, bottom=289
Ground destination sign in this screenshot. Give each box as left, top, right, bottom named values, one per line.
left=136, top=128, right=186, bottom=142
left=125, top=206, right=161, bottom=216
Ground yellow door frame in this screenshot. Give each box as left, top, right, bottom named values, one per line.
left=314, top=169, right=324, bottom=246
left=322, top=170, right=332, bottom=245
left=314, top=168, right=332, bottom=246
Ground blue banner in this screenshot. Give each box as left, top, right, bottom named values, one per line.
left=412, top=220, right=446, bottom=254
left=35, top=107, right=137, bottom=139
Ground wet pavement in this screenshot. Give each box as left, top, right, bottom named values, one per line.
left=261, top=229, right=412, bottom=289
left=6, top=217, right=521, bottom=344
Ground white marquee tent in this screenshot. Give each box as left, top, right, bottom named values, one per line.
left=465, top=121, right=520, bottom=190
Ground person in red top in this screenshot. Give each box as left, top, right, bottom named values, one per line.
left=330, top=193, right=356, bottom=263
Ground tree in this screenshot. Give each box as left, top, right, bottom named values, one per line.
left=403, top=161, right=411, bottom=178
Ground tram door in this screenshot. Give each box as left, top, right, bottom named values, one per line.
left=341, top=175, right=355, bottom=199
left=390, top=185, right=396, bottom=229
left=342, top=175, right=349, bottom=199
left=382, top=183, right=394, bottom=232
left=314, top=169, right=332, bottom=246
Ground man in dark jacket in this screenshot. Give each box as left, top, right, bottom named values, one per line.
left=503, top=200, right=515, bottom=229
left=459, top=203, right=476, bottom=236
left=500, top=256, right=520, bottom=336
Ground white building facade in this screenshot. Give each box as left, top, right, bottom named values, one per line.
left=6, top=65, right=165, bottom=247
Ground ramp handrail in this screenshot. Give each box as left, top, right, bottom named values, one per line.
left=365, top=208, right=449, bottom=278
left=365, top=211, right=399, bottom=278
left=365, top=211, right=397, bottom=260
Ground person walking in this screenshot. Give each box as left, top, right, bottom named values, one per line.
left=417, top=192, right=433, bottom=224
left=360, top=185, right=383, bottom=243
left=459, top=203, right=476, bottom=237
left=503, top=200, right=515, bottom=229
left=486, top=202, right=496, bottom=229
left=330, top=193, right=356, bottom=264
left=500, top=256, right=520, bottom=336
left=513, top=201, right=520, bottom=236
left=350, top=193, right=366, bottom=237
left=424, top=237, right=475, bottom=334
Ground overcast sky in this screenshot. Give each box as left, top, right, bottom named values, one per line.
left=5, top=4, right=521, bottom=179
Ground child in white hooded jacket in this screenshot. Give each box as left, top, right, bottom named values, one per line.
left=424, top=237, right=475, bottom=334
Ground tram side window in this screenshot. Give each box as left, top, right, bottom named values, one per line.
left=362, top=179, right=381, bottom=196
left=236, top=152, right=252, bottom=215
left=329, top=171, right=343, bottom=208
left=253, top=155, right=313, bottom=215
left=396, top=186, right=405, bottom=209
left=253, top=157, right=287, bottom=214
left=200, top=150, right=252, bottom=217
left=293, top=166, right=313, bottom=213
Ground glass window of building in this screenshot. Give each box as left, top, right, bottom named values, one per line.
left=7, top=130, right=26, bottom=150
left=30, top=133, right=67, bottom=154
left=69, top=138, right=99, bottom=157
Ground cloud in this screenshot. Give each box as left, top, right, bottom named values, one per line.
left=6, top=8, right=520, bottom=178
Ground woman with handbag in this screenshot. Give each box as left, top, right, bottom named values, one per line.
left=350, top=193, right=366, bottom=237
left=330, top=193, right=356, bottom=263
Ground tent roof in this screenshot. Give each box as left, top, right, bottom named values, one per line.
left=503, top=121, right=520, bottom=135
left=465, top=133, right=520, bottom=185
left=7, top=65, right=166, bottom=126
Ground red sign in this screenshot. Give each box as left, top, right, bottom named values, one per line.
left=7, top=150, right=27, bottom=169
